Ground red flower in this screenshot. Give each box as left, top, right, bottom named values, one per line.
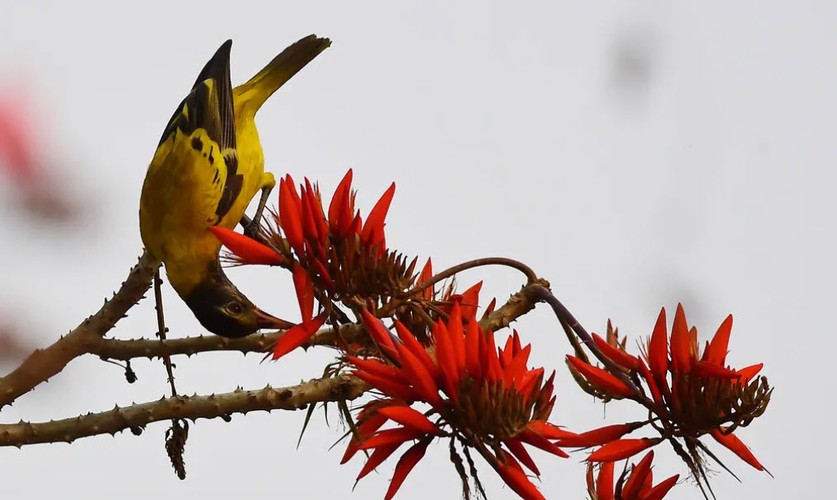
left=270, top=263, right=326, bottom=359
left=211, top=170, right=422, bottom=358
left=344, top=293, right=574, bottom=499
left=568, top=305, right=771, bottom=484
left=208, top=227, right=286, bottom=266
left=586, top=451, right=679, bottom=500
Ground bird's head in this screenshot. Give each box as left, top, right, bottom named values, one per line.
left=184, top=271, right=293, bottom=338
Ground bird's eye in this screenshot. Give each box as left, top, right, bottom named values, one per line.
left=226, top=302, right=244, bottom=315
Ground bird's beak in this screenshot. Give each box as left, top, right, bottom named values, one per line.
left=253, top=308, right=295, bottom=331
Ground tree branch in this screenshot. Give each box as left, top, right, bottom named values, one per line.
left=0, top=251, right=159, bottom=409
left=0, top=374, right=368, bottom=447
left=89, top=279, right=551, bottom=361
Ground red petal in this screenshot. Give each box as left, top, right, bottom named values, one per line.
left=271, top=315, right=326, bottom=359
left=354, top=371, right=418, bottom=402
left=328, top=169, right=354, bottom=237
left=484, top=328, right=503, bottom=383
left=496, top=456, right=545, bottom=500
left=417, top=258, right=434, bottom=300
left=359, top=427, right=423, bottom=451
left=592, top=333, right=642, bottom=371
left=464, top=319, right=482, bottom=380
left=384, top=438, right=432, bottom=500
left=557, top=423, right=639, bottom=448
left=208, top=227, right=285, bottom=265
left=482, top=297, right=497, bottom=320
left=395, top=321, right=439, bottom=381
left=356, top=441, right=402, bottom=480
left=670, top=304, right=692, bottom=375
left=360, top=309, right=399, bottom=361
left=703, top=314, right=733, bottom=365
left=693, top=361, right=739, bottom=379
left=431, top=321, right=459, bottom=398
left=396, top=343, right=442, bottom=408
left=504, top=438, right=540, bottom=476
left=377, top=406, right=441, bottom=436
left=302, top=179, right=328, bottom=250
left=341, top=411, right=389, bottom=464
left=292, top=263, right=314, bottom=321
left=278, top=176, right=304, bottom=255
left=501, top=333, right=515, bottom=368
left=347, top=356, right=407, bottom=383
left=587, top=438, right=660, bottom=462
left=456, top=281, right=482, bottom=320
left=710, top=429, right=767, bottom=472
left=648, top=308, right=669, bottom=387
left=638, top=361, right=663, bottom=405
left=361, top=182, right=395, bottom=249
left=504, top=345, right=533, bottom=390
left=595, top=462, right=614, bottom=500
left=517, top=366, right=543, bottom=398
left=736, top=363, right=763, bottom=384
left=567, top=356, right=635, bottom=398
left=517, top=429, right=569, bottom=458
left=526, top=421, right=577, bottom=440
left=621, top=450, right=654, bottom=499
left=446, top=303, right=467, bottom=373
left=643, top=474, right=680, bottom=500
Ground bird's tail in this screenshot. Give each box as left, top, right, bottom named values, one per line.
left=233, top=34, right=331, bottom=117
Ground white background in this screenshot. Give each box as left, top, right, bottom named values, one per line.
left=0, top=2, right=831, bottom=498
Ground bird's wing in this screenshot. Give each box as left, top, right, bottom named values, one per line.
left=156, top=39, right=242, bottom=223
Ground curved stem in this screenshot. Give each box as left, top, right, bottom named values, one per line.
left=410, top=257, right=538, bottom=297
left=532, top=285, right=646, bottom=397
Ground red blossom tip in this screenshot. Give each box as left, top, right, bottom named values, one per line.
left=703, top=314, right=733, bottom=365
left=567, top=355, right=636, bottom=398
left=384, top=438, right=432, bottom=500
left=377, top=405, right=442, bottom=436
left=271, top=315, right=326, bottom=360
left=208, top=226, right=285, bottom=265
left=587, top=438, right=661, bottom=462
left=710, top=428, right=769, bottom=474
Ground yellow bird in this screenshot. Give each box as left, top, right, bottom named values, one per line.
left=140, top=35, right=330, bottom=337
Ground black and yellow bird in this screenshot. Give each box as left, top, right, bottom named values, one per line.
left=140, top=35, right=330, bottom=337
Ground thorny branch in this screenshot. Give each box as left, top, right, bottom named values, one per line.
left=0, top=252, right=550, bottom=448
left=0, top=251, right=159, bottom=409
left=0, top=375, right=368, bottom=446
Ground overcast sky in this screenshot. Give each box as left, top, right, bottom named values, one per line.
left=1, top=1, right=833, bottom=498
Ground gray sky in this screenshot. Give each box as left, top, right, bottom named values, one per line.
left=0, top=1, right=832, bottom=498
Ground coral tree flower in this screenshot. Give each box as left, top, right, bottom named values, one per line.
left=344, top=296, right=573, bottom=500
left=586, top=451, right=679, bottom=500
left=567, top=305, right=771, bottom=486
left=212, top=170, right=416, bottom=358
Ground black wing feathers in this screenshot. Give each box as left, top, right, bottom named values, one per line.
left=156, top=40, right=242, bottom=221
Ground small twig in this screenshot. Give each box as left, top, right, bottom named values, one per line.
left=0, top=374, right=369, bottom=447
left=154, top=270, right=178, bottom=397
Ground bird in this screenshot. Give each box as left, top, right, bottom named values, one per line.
left=139, top=35, right=330, bottom=337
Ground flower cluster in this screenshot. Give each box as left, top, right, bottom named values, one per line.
left=211, top=169, right=425, bottom=358
left=586, top=451, right=679, bottom=500
left=566, top=304, right=772, bottom=487
left=343, top=296, right=573, bottom=499
left=209, top=167, right=773, bottom=498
